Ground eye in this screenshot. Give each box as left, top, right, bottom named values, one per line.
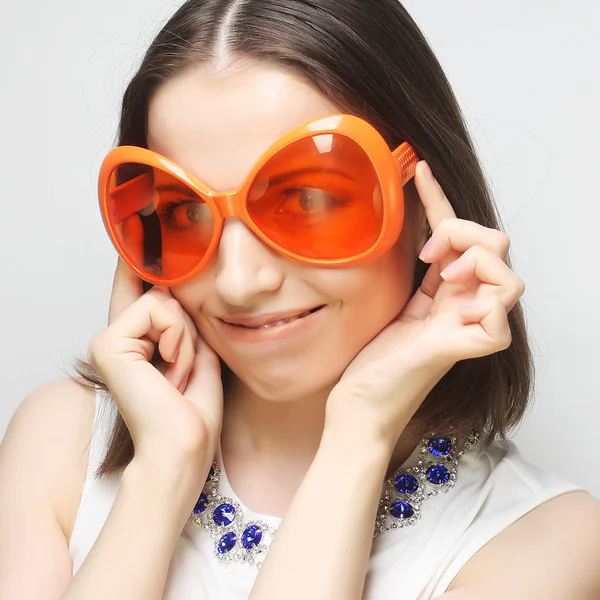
left=274, top=188, right=344, bottom=217
left=185, top=203, right=204, bottom=223
left=156, top=200, right=212, bottom=230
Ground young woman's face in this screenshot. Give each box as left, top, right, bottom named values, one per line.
left=147, top=63, right=424, bottom=401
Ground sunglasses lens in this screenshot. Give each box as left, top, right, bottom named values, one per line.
left=105, top=163, right=214, bottom=281
left=247, top=134, right=383, bottom=259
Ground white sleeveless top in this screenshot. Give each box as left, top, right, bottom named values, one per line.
left=69, top=388, right=581, bottom=599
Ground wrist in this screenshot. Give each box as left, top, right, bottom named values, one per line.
left=320, top=419, right=392, bottom=473
left=325, top=355, right=454, bottom=451
left=131, top=427, right=217, bottom=486
left=123, top=453, right=211, bottom=526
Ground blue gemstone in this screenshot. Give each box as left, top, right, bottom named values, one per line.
left=390, top=501, right=414, bottom=520
left=241, top=524, right=263, bottom=549
left=394, top=473, right=419, bottom=495
left=428, top=437, right=452, bottom=457
left=426, top=464, right=450, bottom=485
left=217, top=531, right=237, bottom=554
left=213, top=503, right=236, bottom=526
left=193, top=492, right=208, bottom=515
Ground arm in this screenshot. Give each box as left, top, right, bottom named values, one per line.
left=247, top=159, right=566, bottom=599
left=440, top=490, right=600, bottom=600
left=0, top=379, right=210, bottom=600
left=0, top=380, right=91, bottom=600
left=249, top=417, right=391, bottom=600
left=61, top=458, right=206, bottom=600
left=248, top=354, right=447, bottom=600
left=250, top=416, right=600, bottom=600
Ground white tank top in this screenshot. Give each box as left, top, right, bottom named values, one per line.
left=69, top=388, right=581, bottom=599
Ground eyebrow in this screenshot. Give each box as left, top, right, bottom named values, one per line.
left=155, top=184, right=199, bottom=195
left=267, top=167, right=357, bottom=186
left=156, top=167, right=357, bottom=194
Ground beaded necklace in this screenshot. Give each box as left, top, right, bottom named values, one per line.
left=188, top=430, right=480, bottom=569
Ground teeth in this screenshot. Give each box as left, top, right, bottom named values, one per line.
left=229, top=308, right=320, bottom=330
left=256, top=309, right=314, bottom=329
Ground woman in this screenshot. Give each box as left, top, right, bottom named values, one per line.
left=0, top=1, right=598, bottom=598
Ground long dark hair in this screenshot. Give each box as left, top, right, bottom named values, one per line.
left=75, top=0, right=534, bottom=476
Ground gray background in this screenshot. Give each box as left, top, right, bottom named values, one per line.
left=1, top=1, right=598, bottom=496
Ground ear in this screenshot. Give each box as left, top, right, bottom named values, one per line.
left=403, top=179, right=430, bottom=255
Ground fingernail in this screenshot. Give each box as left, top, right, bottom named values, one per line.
left=178, top=373, right=190, bottom=393
left=419, top=237, right=434, bottom=261
left=440, top=261, right=460, bottom=280
left=420, top=161, right=434, bottom=181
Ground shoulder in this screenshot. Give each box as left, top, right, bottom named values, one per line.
left=0, top=379, right=97, bottom=541
left=446, top=490, right=600, bottom=598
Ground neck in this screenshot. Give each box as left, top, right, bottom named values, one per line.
left=221, top=375, right=424, bottom=482
left=221, top=375, right=327, bottom=465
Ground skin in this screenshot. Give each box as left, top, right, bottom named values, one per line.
left=146, top=62, right=430, bottom=511
left=139, top=62, right=598, bottom=598
left=143, top=62, right=599, bottom=597
left=0, top=59, right=599, bottom=600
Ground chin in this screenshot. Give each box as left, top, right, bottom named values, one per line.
left=224, top=359, right=344, bottom=403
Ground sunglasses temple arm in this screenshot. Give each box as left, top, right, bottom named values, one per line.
left=392, top=143, right=419, bottom=186
left=107, top=173, right=155, bottom=223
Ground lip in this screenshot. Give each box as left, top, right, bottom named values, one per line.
left=216, top=305, right=327, bottom=344
left=219, top=305, right=324, bottom=328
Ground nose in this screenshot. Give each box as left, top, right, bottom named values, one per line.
left=214, top=218, right=285, bottom=306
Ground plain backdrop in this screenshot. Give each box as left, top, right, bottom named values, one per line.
left=0, top=1, right=598, bottom=497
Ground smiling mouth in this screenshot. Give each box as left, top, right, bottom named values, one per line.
left=228, top=306, right=325, bottom=329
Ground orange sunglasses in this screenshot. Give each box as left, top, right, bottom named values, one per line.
left=98, top=113, right=418, bottom=286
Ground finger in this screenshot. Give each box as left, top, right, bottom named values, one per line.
left=184, top=337, right=223, bottom=433
left=399, top=262, right=442, bottom=321
left=418, top=261, right=443, bottom=301
left=163, top=320, right=195, bottom=392
left=121, top=213, right=144, bottom=268
left=91, top=294, right=183, bottom=371
left=108, top=258, right=144, bottom=324
left=419, top=219, right=510, bottom=264
left=110, top=293, right=184, bottom=353
left=185, top=336, right=222, bottom=400
left=161, top=300, right=198, bottom=392
left=162, top=297, right=199, bottom=348
left=456, top=295, right=513, bottom=357
left=440, top=246, right=525, bottom=311
left=139, top=288, right=181, bottom=346
left=414, top=161, right=460, bottom=273
left=140, top=294, right=192, bottom=372
left=414, top=161, right=457, bottom=230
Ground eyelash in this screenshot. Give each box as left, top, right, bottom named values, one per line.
left=155, top=199, right=195, bottom=221
left=154, top=189, right=347, bottom=223
left=276, top=188, right=346, bottom=214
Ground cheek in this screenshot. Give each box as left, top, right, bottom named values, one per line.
left=168, top=278, right=212, bottom=324
left=165, top=241, right=418, bottom=401
left=352, top=263, right=412, bottom=326
left=327, top=242, right=416, bottom=315
left=309, top=251, right=416, bottom=366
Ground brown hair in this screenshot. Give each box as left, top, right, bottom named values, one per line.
left=74, top=0, right=534, bottom=476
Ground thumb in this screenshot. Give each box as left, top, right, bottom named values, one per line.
left=183, top=336, right=223, bottom=410
left=108, top=259, right=144, bottom=324
left=398, top=262, right=441, bottom=321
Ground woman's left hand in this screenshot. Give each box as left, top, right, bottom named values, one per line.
left=325, top=160, right=526, bottom=447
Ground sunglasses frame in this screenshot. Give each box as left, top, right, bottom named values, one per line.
left=98, top=113, right=419, bottom=287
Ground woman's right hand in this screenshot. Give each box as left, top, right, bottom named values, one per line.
left=89, top=259, right=224, bottom=468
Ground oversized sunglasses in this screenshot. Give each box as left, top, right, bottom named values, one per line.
left=98, top=113, right=418, bottom=286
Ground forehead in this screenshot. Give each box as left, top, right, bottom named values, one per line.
left=146, top=64, right=340, bottom=191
